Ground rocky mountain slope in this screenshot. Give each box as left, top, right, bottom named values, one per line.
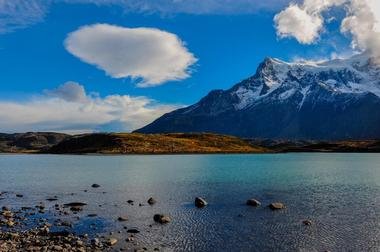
left=137, top=53, right=380, bottom=140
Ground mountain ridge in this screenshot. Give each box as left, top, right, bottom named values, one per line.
left=136, top=53, right=380, bottom=140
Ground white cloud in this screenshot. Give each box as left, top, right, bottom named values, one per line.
left=44, top=81, right=87, bottom=102
left=274, top=4, right=324, bottom=44
left=275, top=0, right=380, bottom=61
left=64, top=24, right=197, bottom=87
left=0, top=82, right=180, bottom=133
left=341, top=0, right=380, bottom=61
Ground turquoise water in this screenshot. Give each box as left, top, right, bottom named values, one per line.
left=1, top=153, right=380, bottom=251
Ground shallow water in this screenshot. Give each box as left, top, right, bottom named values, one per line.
left=1, top=153, right=380, bottom=251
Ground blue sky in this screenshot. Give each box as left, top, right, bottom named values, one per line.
left=0, top=0, right=377, bottom=133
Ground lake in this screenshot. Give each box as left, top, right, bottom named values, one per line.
left=1, top=153, right=380, bottom=251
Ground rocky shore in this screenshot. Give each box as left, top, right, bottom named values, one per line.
left=0, top=187, right=310, bottom=251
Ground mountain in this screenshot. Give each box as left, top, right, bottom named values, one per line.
left=136, top=53, right=380, bottom=140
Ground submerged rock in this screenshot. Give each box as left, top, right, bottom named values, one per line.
left=268, top=202, right=286, bottom=210
left=195, top=197, right=208, bottom=208
left=153, top=214, right=171, bottom=224
left=246, top=199, right=261, bottom=207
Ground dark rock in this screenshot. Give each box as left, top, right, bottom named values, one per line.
left=70, top=206, right=83, bottom=212
left=127, top=200, right=134, bottom=204
left=91, top=184, right=100, bottom=188
left=195, top=197, right=207, bottom=208
left=117, top=216, right=128, bottom=222
left=268, top=202, right=285, bottom=210
left=64, top=202, right=87, bottom=207
left=303, top=220, right=313, bottom=226
left=127, top=229, right=140, bottom=234
left=246, top=199, right=261, bottom=207
left=16, top=194, right=23, bottom=198
left=87, top=214, right=97, bottom=217
left=153, top=214, right=171, bottom=224
left=46, top=198, right=58, bottom=202
left=147, top=197, right=156, bottom=205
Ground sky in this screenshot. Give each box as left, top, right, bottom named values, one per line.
left=0, top=0, right=379, bottom=133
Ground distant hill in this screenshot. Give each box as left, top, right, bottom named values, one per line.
left=47, top=133, right=267, bottom=154
left=0, top=132, right=68, bottom=153
left=136, top=53, right=380, bottom=140
left=1, top=132, right=379, bottom=154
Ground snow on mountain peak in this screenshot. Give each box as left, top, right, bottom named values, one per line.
left=233, top=53, right=380, bottom=110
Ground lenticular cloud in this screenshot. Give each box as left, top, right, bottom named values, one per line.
left=65, top=24, right=197, bottom=87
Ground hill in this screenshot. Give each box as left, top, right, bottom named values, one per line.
left=47, top=133, right=268, bottom=154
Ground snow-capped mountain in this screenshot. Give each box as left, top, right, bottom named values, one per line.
left=136, top=53, right=380, bottom=140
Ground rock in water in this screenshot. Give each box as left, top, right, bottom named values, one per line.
left=127, top=229, right=140, bottom=233
left=91, top=184, right=100, bottom=188
left=147, top=197, right=156, bottom=205
left=246, top=199, right=261, bottom=207
left=195, top=197, right=208, bottom=208
left=268, top=202, right=285, bottom=210
left=153, top=214, right=171, bottom=224
left=117, top=216, right=128, bottom=222
left=107, top=238, right=118, bottom=246
left=303, top=220, right=313, bottom=226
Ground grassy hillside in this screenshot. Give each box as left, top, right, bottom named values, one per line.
left=47, top=133, right=268, bottom=154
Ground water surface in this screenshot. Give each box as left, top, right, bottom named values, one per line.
left=1, top=153, right=380, bottom=251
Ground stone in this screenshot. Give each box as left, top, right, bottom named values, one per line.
left=117, top=216, right=128, bottom=222
left=127, top=229, right=140, bottom=234
left=153, top=214, right=171, bottom=224
left=91, top=184, right=100, bottom=188
left=147, top=197, right=156, bottom=205
left=303, top=220, right=313, bottom=226
left=195, top=197, right=207, bottom=208
left=268, top=202, right=286, bottom=210
left=70, top=206, right=83, bottom=212
left=246, top=199, right=261, bottom=207
left=107, top=238, right=118, bottom=246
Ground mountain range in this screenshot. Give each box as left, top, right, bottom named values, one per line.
left=137, top=53, right=380, bottom=140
